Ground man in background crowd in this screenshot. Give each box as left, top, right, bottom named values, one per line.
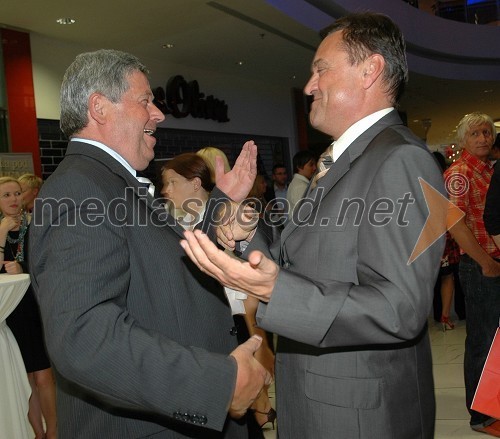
left=445, top=112, right=500, bottom=437
left=286, top=150, right=317, bottom=216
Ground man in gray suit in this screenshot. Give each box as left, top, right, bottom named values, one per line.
left=182, top=13, right=445, bottom=438
left=29, top=49, right=270, bottom=438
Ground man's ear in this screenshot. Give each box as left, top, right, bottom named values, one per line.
left=362, top=54, right=385, bottom=89
left=88, top=92, right=108, bottom=125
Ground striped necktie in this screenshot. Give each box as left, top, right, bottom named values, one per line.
left=136, top=176, right=156, bottom=197
left=310, top=142, right=334, bottom=189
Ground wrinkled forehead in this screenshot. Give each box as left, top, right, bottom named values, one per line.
left=313, top=31, right=345, bottom=62
left=467, top=123, right=493, bottom=134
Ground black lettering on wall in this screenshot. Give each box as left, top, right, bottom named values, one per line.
left=153, top=75, right=229, bottom=123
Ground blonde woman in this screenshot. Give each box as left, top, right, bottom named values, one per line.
left=196, top=146, right=231, bottom=183
left=0, top=177, right=57, bottom=439
left=18, top=173, right=43, bottom=213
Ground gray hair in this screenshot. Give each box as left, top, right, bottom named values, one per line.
left=60, top=49, right=148, bottom=137
left=456, top=112, right=496, bottom=146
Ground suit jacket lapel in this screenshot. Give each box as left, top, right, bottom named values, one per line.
left=65, top=141, right=186, bottom=238
left=281, top=110, right=404, bottom=243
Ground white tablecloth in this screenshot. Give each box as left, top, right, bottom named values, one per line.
left=0, top=273, right=33, bottom=439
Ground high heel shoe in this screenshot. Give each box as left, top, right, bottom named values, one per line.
left=440, top=315, right=455, bottom=331
left=249, top=407, right=277, bottom=430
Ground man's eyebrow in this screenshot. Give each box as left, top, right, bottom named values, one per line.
left=312, top=58, right=328, bottom=69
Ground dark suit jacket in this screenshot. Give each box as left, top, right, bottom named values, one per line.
left=252, top=111, right=445, bottom=438
left=29, top=141, right=246, bottom=438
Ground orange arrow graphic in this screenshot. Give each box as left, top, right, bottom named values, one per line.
left=408, top=177, right=465, bottom=265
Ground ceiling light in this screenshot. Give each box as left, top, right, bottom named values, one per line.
left=56, top=18, right=75, bottom=25
left=162, top=44, right=174, bottom=49
left=236, top=61, right=244, bottom=66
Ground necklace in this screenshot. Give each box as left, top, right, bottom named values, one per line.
left=6, top=212, right=28, bottom=262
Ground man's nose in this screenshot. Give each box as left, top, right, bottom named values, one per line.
left=304, top=75, right=316, bottom=96
left=150, top=103, right=165, bottom=123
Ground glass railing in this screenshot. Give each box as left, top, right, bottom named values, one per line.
left=402, top=0, right=500, bottom=25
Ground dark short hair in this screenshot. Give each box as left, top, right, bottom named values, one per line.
left=292, top=150, right=316, bottom=173
left=321, top=12, right=408, bottom=105
left=162, top=153, right=214, bottom=192
left=272, top=164, right=286, bottom=174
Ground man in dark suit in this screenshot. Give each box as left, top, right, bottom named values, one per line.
left=182, top=13, right=445, bottom=438
left=29, top=49, right=270, bottom=438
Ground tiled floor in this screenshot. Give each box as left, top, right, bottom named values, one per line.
left=263, top=318, right=482, bottom=439
left=431, top=318, right=479, bottom=439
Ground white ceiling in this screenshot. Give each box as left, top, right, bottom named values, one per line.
left=1, top=0, right=499, bottom=149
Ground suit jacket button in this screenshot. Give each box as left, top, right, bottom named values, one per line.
left=230, top=326, right=238, bottom=336
left=200, top=415, right=208, bottom=425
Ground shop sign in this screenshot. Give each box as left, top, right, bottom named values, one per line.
left=153, top=75, right=229, bottom=122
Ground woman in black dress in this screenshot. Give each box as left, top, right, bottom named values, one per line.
left=0, top=176, right=57, bottom=439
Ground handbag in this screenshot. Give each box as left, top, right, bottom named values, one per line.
left=471, top=325, right=500, bottom=419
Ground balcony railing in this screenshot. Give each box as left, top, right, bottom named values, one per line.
left=403, top=0, right=500, bottom=25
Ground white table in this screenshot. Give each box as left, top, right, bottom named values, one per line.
left=0, top=273, right=33, bottom=439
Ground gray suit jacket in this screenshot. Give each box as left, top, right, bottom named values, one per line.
left=253, top=111, right=444, bottom=438
left=29, top=141, right=246, bottom=438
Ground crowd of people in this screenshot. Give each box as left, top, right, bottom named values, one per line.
left=0, top=174, right=57, bottom=439
left=1, top=10, right=499, bottom=439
